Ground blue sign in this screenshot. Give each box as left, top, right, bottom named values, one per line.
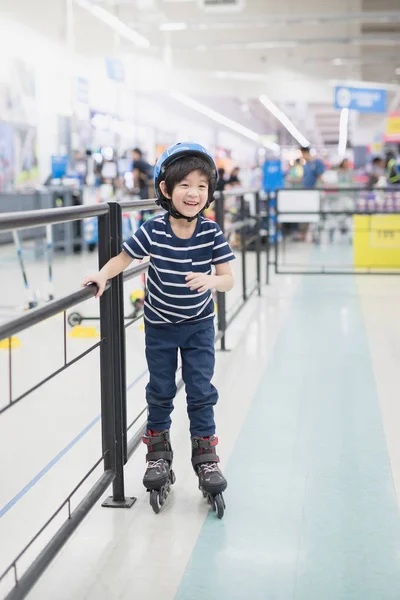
left=51, top=155, right=68, bottom=179
left=334, top=86, right=387, bottom=114
left=105, top=58, right=125, bottom=82
left=263, top=160, right=283, bottom=192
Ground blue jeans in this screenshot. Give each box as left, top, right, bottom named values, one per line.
left=144, top=319, right=218, bottom=437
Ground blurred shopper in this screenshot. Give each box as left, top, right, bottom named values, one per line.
left=386, top=151, right=400, bottom=185
left=368, top=157, right=386, bottom=189
left=216, top=167, right=227, bottom=192
left=132, top=147, right=155, bottom=225
left=132, top=148, right=154, bottom=199
left=286, top=158, right=303, bottom=188
left=300, top=147, right=325, bottom=188
left=337, top=158, right=353, bottom=185
left=227, top=167, right=241, bottom=187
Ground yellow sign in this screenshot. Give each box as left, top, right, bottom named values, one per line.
left=385, top=113, right=400, bottom=142
left=354, top=215, right=400, bottom=268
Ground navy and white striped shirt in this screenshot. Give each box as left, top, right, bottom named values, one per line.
left=122, top=214, right=235, bottom=325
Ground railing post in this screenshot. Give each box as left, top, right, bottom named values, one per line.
left=98, top=210, right=115, bottom=475
left=255, top=191, right=261, bottom=296
left=214, top=192, right=228, bottom=351
left=240, top=195, right=247, bottom=301
left=101, top=201, right=135, bottom=508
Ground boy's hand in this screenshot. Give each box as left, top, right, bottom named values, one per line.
left=81, top=272, right=108, bottom=298
left=185, top=272, right=216, bottom=293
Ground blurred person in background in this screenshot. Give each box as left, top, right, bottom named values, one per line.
left=132, top=147, right=155, bottom=225
left=368, top=157, right=386, bottom=189
left=285, top=158, right=303, bottom=188
left=216, top=167, right=227, bottom=192
left=300, top=146, right=325, bottom=188
left=386, top=150, right=400, bottom=185
left=132, top=147, right=154, bottom=199
left=227, top=166, right=241, bottom=187
left=337, top=158, right=353, bottom=186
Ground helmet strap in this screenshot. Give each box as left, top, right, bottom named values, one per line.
left=156, top=192, right=212, bottom=223
left=170, top=200, right=210, bottom=223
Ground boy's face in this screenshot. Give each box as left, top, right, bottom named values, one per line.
left=160, top=169, right=209, bottom=219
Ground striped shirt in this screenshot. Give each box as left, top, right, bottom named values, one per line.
left=122, top=213, right=235, bottom=325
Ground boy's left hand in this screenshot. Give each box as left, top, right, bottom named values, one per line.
left=185, top=272, right=216, bottom=293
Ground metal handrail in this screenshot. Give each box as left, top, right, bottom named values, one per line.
left=0, top=204, right=109, bottom=233
left=0, top=283, right=107, bottom=342
left=118, top=198, right=159, bottom=211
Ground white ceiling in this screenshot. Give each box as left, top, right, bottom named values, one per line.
left=1, top=0, right=399, bottom=146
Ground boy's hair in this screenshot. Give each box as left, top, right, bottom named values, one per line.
left=158, top=155, right=217, bottom=206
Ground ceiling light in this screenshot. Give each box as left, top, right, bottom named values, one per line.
left=333, top=58, right=343, bottom=66
left=214, top=71, right=267, bottom=82
left=395, top=68, right=400, bottom=75
left=159, top=22, right=187, bottom=31
left=74, top=0, right=150, bottom=48
left=169, top=91, right=280, bottom=152
left=259, top=95, right=310, bottom=147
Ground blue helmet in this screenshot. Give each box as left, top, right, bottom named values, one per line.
left=154, top=142, right=218, bottom=192
left=154, top=142, right=218, bottom=221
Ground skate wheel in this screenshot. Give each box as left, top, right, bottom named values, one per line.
left=214, top=494, right=225, bottom=519
left=170, top=469, right=176, bottom=485
left=150, top=490, right=161, bottom=514
left=209, top=495, right=216, bottom=512
left=68, top=312, right=83, bottom=327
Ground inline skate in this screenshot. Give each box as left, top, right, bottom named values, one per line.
left=142, top=430, right=175, bottom=513
left=191, top=435, right=227, bottom=519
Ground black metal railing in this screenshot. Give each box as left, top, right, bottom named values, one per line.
left=0, top=188, right=263, bottom=599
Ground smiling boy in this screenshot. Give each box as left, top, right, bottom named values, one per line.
left=82, top=142, right=235, bottom=516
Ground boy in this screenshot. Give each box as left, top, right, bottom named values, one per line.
left=82, top=142, right=235, bottom=516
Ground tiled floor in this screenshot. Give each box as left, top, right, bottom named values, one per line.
left=1, top=239, right=400, bottom=600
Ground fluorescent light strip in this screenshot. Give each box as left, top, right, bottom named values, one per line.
left=160, top=22, right=187, bottom=31
left=74, top=0, right=150, bottom=48
left=218, top=41, right=299, bottom=50
left=214, top=71, right=268, bottom=82
left=170, top=91, right=280, bottom=152
left=259, top=95, right=310, bottom=147
left=338, top=108, right=349, bottom=158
